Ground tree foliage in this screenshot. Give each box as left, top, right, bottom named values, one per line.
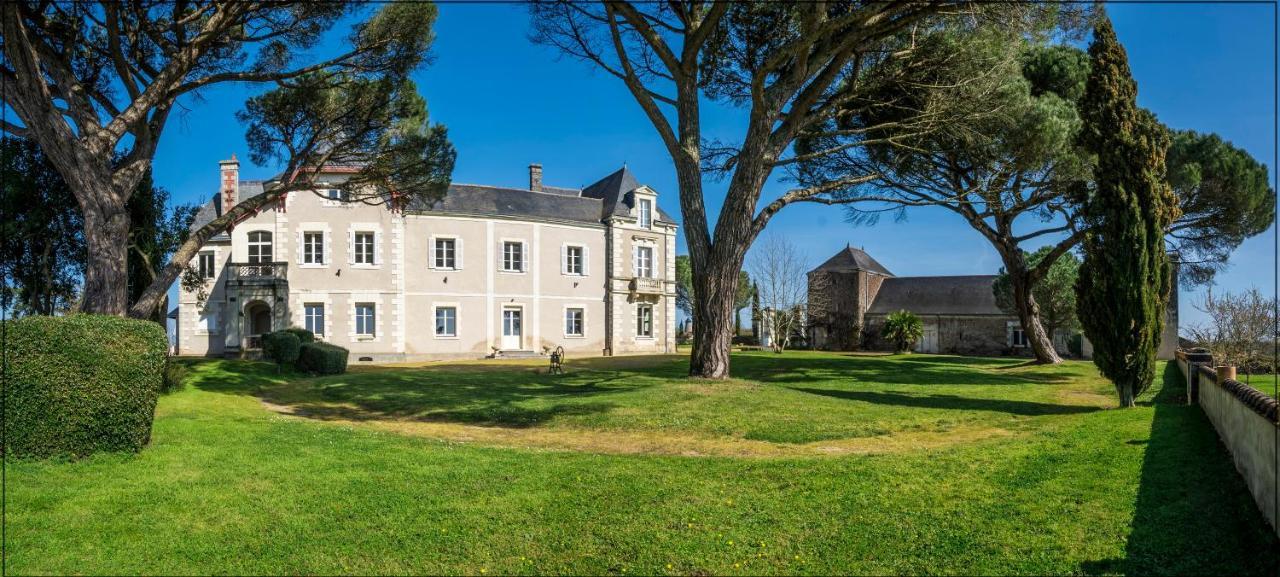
left=125, top=169, right=198, bottom=323
left=749, top=235, right=807, bottom=353
left=0, top=138, right=83, bottom=316
left=1075, top=14, right=1179, bottom=408
left=882, top=310, right=924, bottom=354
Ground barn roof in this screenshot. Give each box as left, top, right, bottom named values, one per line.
left=810, top=245, right=894, bottom=276
left=866, top=275, right=1007, bottom=316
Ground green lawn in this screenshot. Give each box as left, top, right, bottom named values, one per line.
left=9, top=352, right=1277, bottom=575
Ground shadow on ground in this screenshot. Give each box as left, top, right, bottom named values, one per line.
left=1080, top=363, right=1279, bottom=575
left=790, top=387, right=1100, bottom=416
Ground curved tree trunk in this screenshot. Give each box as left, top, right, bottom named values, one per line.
left=81, top=204, right=131, bottom=315
left=1001, top=251, right=1063, bottom=364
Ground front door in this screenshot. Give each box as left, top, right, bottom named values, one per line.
left=502, top=307, right=523, bottom=350
left=916, top=322, right=938, bottom=354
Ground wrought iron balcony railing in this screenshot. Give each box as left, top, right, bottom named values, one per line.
left=227, top=262, right=288, bottom=283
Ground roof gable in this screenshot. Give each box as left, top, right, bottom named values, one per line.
left=811, top=245, right=893, bottom=276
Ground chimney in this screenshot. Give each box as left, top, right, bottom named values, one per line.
left=529, top=163, right=543, bottom=192
left=220, top=154, right=240, bottom=212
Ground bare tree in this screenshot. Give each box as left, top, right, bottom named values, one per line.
left=1, top=2, right=453, bottom=317
left=1187, top=287, right=1276, bottom=383
left=530, top=1, right=1051, bottom=377
left=750, top=235, right=808, bottom=353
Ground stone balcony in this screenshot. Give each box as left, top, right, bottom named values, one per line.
left=629, top=276, right=664, bottom=295
left=226, top=262, right=288, bottom=285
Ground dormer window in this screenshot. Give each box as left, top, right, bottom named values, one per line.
left=638, top=198, right=653, bottom=229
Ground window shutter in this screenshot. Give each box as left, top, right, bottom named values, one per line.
left=456, top=238, right=464, bottom=270
left=347, top=230, right=354, bottom=265
left=374, top=231, right=382, bottom=265
left=560, top=245, right=568, bottom=275
left=323, top=231, right=331, bottom=265
left=523, top=241, right=529, bottom=272
left=632, top=246, right=639, bottom=277
left=582, top=246, right=590, bottom=276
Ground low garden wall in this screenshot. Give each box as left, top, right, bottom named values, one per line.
left=1175, top=351, right=1278, bottom=536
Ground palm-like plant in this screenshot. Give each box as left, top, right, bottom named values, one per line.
left=883, top=310, right=924, bottom=354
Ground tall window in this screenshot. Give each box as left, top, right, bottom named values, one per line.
left=564, top=245, right=584, bottom=275
left=638, top=198, right=653, bottom=229
left=353, top=232, right=375, bottom=265
left=634, top=246, right=654, bottom=278
left=355, top=303, right=376, bottom=337
left=565, top=308, right=585, bottom=337
left=434, top=238, right=457, bottom=269
left=637, top=304, right=653, bottom=338
left=1009, top=322, right=1028, bottom=348
left=305, top=303, right=325, bottom=336
left=435, top=306, right=457, bottom=337
left=502, top=241, right=524, bottom=272
left=247, top=231, right=272, bottom=263
left=303, top=232, right=324, bottom=265
left=198, top=252, right=215, bottom=279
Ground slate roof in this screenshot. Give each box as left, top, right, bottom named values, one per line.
left=811, top=245, right=894, bottom=276
left=866, top=275, right=1007, bottom=316
left=580, top=166, right=676, bottom=224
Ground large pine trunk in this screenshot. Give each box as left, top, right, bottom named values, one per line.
left=1001, top=253, right=1063, bottom=364
left=81, top=204, right=131, bottom=316
left=687, top=253, right=743, bottom=379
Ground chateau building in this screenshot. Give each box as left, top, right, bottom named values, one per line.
left=173, top=157, right=678, bottom=361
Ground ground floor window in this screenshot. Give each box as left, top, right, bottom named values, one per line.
left=1008, top=321, right=1028, bottom=348
left=637, top=304, right=653, bottom=338
left=565, top=308, right=584, bottom=337
left=305, top=303, right=325, bottom=336
left=355, top=303, right=376, bottom=337
left=435, top=306, right=457, bottom=337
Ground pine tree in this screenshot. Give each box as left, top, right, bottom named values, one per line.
left=1075, top=14, right=1180, bottom=407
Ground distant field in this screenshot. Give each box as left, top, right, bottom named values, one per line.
left=10, top=351, right=1277, bottom=574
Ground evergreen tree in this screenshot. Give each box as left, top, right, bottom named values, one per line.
left=1075, top=15, right=1179, bottom=407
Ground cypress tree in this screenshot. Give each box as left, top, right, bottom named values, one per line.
left=1075, top=15, right=1180, bottom=407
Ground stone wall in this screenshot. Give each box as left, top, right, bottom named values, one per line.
left=863, top=314, right=1015, bottom=356
left=1176, top=352, right=1278, bottom=537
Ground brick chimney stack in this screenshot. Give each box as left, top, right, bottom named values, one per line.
left=220, top=154, right=240, bottom=213
left=529, top=163, right=542, bottom=192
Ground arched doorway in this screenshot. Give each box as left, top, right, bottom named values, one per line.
left=245, top=300, right=272, bottom=349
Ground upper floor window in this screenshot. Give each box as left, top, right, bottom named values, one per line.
left=303, top=232, right=325, bottom=265
left=502, top=241, right=525, bottom=272
left=434, top=237, right=457, bottom=269
left=247, top=231, right=272, bottom=263
left=198, top=251, right=215, bottom=279
left=353, top=232, right=375, bottom=265
left=564, top=245, right=584, bottom=275
left=355, top=303, right=376, bottom=337
left=435, top=306, right=457, bottom=337
left=634, top=245, right=654, bottom=278
left=638, top=198, right=653, bottom=229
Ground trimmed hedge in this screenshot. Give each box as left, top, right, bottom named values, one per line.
left=283, top=326, right=315, bottom=344
left=298, top=341, right=349, bottom=375
left=262, top=330, right=301, bottom=367
left=5, top=315, right=167, bottom=458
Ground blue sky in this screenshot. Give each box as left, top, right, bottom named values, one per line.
left=153, top=2, right=1277, bottom=330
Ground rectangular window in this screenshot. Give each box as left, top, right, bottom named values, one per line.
left=635, top=246, right=653, bottom=278
left=327, top=188, right=341, bottom=200
left=305, top=303, right=325, bottom=336
left=303, top=232, right=324, bottom=265
left=198, top=252, right=215, bottom=279
left=639, top=198, right=653, bottom=229
left=502, top=241, right=524, bottom=272
left=434, top=238, right=457, bottom=269
left=435, top=306, right=457, bottom=337
left=200, top=306, right=219, bottom=332
left=1009, top=322, right=1028, bottom=348
left=637, top=304, right=653, bottom=338
left=354, top=232, right=375, bottom=265
left=565, top=245, right=584, bottom=275
left=565, top=308, right=585, bottom=337
left=355, top=303, right=376, bottom=337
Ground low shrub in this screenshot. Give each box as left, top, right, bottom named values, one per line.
left=283, top=326, right=315, bottom=344
left=731, top=335, right=758, bottom=346
left=262, top=330, right=301, bottom=368
left=4, top=314, right=167, bottom=458
left=883, top=310, right=923, bottom=353
left=162, top=360, right=189, bottom=394
left=298, top=341, right=349, bottom=375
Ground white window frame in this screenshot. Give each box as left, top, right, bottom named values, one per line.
left=247, top=230, right=273, bottom=263
left=198, top=251, right=216, bottom=279
left=638, top=198, right=653, bottom=229
left=433, top=304, right=459, bottom=339
left=1008, top=321, right=1028, bottom=348
left=634, top=245, right=654, bottom=278
left=352, top=232, right=376, bottom=266
left=304, top=303, right=325, bottom=336
left=198, top=304, right=220, bottom=335
left=564, top=306, right=586, bottom=338
left=302, top=231, right=325, bottom=266
left=500, top=239, right=526, bottom=273
left=636, top=304, right=654, bottom=339
left=355, top=302, right=377, bottom=338
left=432, top=235, right=460, bottom=270
left=562, top=244, right=587, bottom=276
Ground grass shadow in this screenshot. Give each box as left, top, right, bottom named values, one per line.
left=791, top=387, right=1100, bottom=416
left=1081, top=363, right=1279, bottom=575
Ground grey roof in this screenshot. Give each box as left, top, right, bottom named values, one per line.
left=188, top=180, right=266, bottom=241
left=811, top=245, right=894, bottom=276
left=409, top=183, right=605, bottom=225
left=580, top=166, right=675, bottom=224
left=867, top=275, right=1007, bottom=316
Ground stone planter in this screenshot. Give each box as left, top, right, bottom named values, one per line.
left=1216, top=365, right=1237, bottom=382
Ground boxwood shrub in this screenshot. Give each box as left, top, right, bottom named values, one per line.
left=283, top=326, right=315, bottom=344
left=5, top=314, right=167, bottom=458
left=298, top=341, right=349, bottom=375
left=262, top=330, right=301, bottom=368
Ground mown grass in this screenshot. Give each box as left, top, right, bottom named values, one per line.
left=8, top=352, right=1277, bottom=575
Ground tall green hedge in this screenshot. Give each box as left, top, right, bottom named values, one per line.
left=262, top=330, right=301, bottom=367
left=298, top=342, right=349, bottom=375
left=283, top=327, right=315, bottom=344
left=4, top=315, right=167, bottom=458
